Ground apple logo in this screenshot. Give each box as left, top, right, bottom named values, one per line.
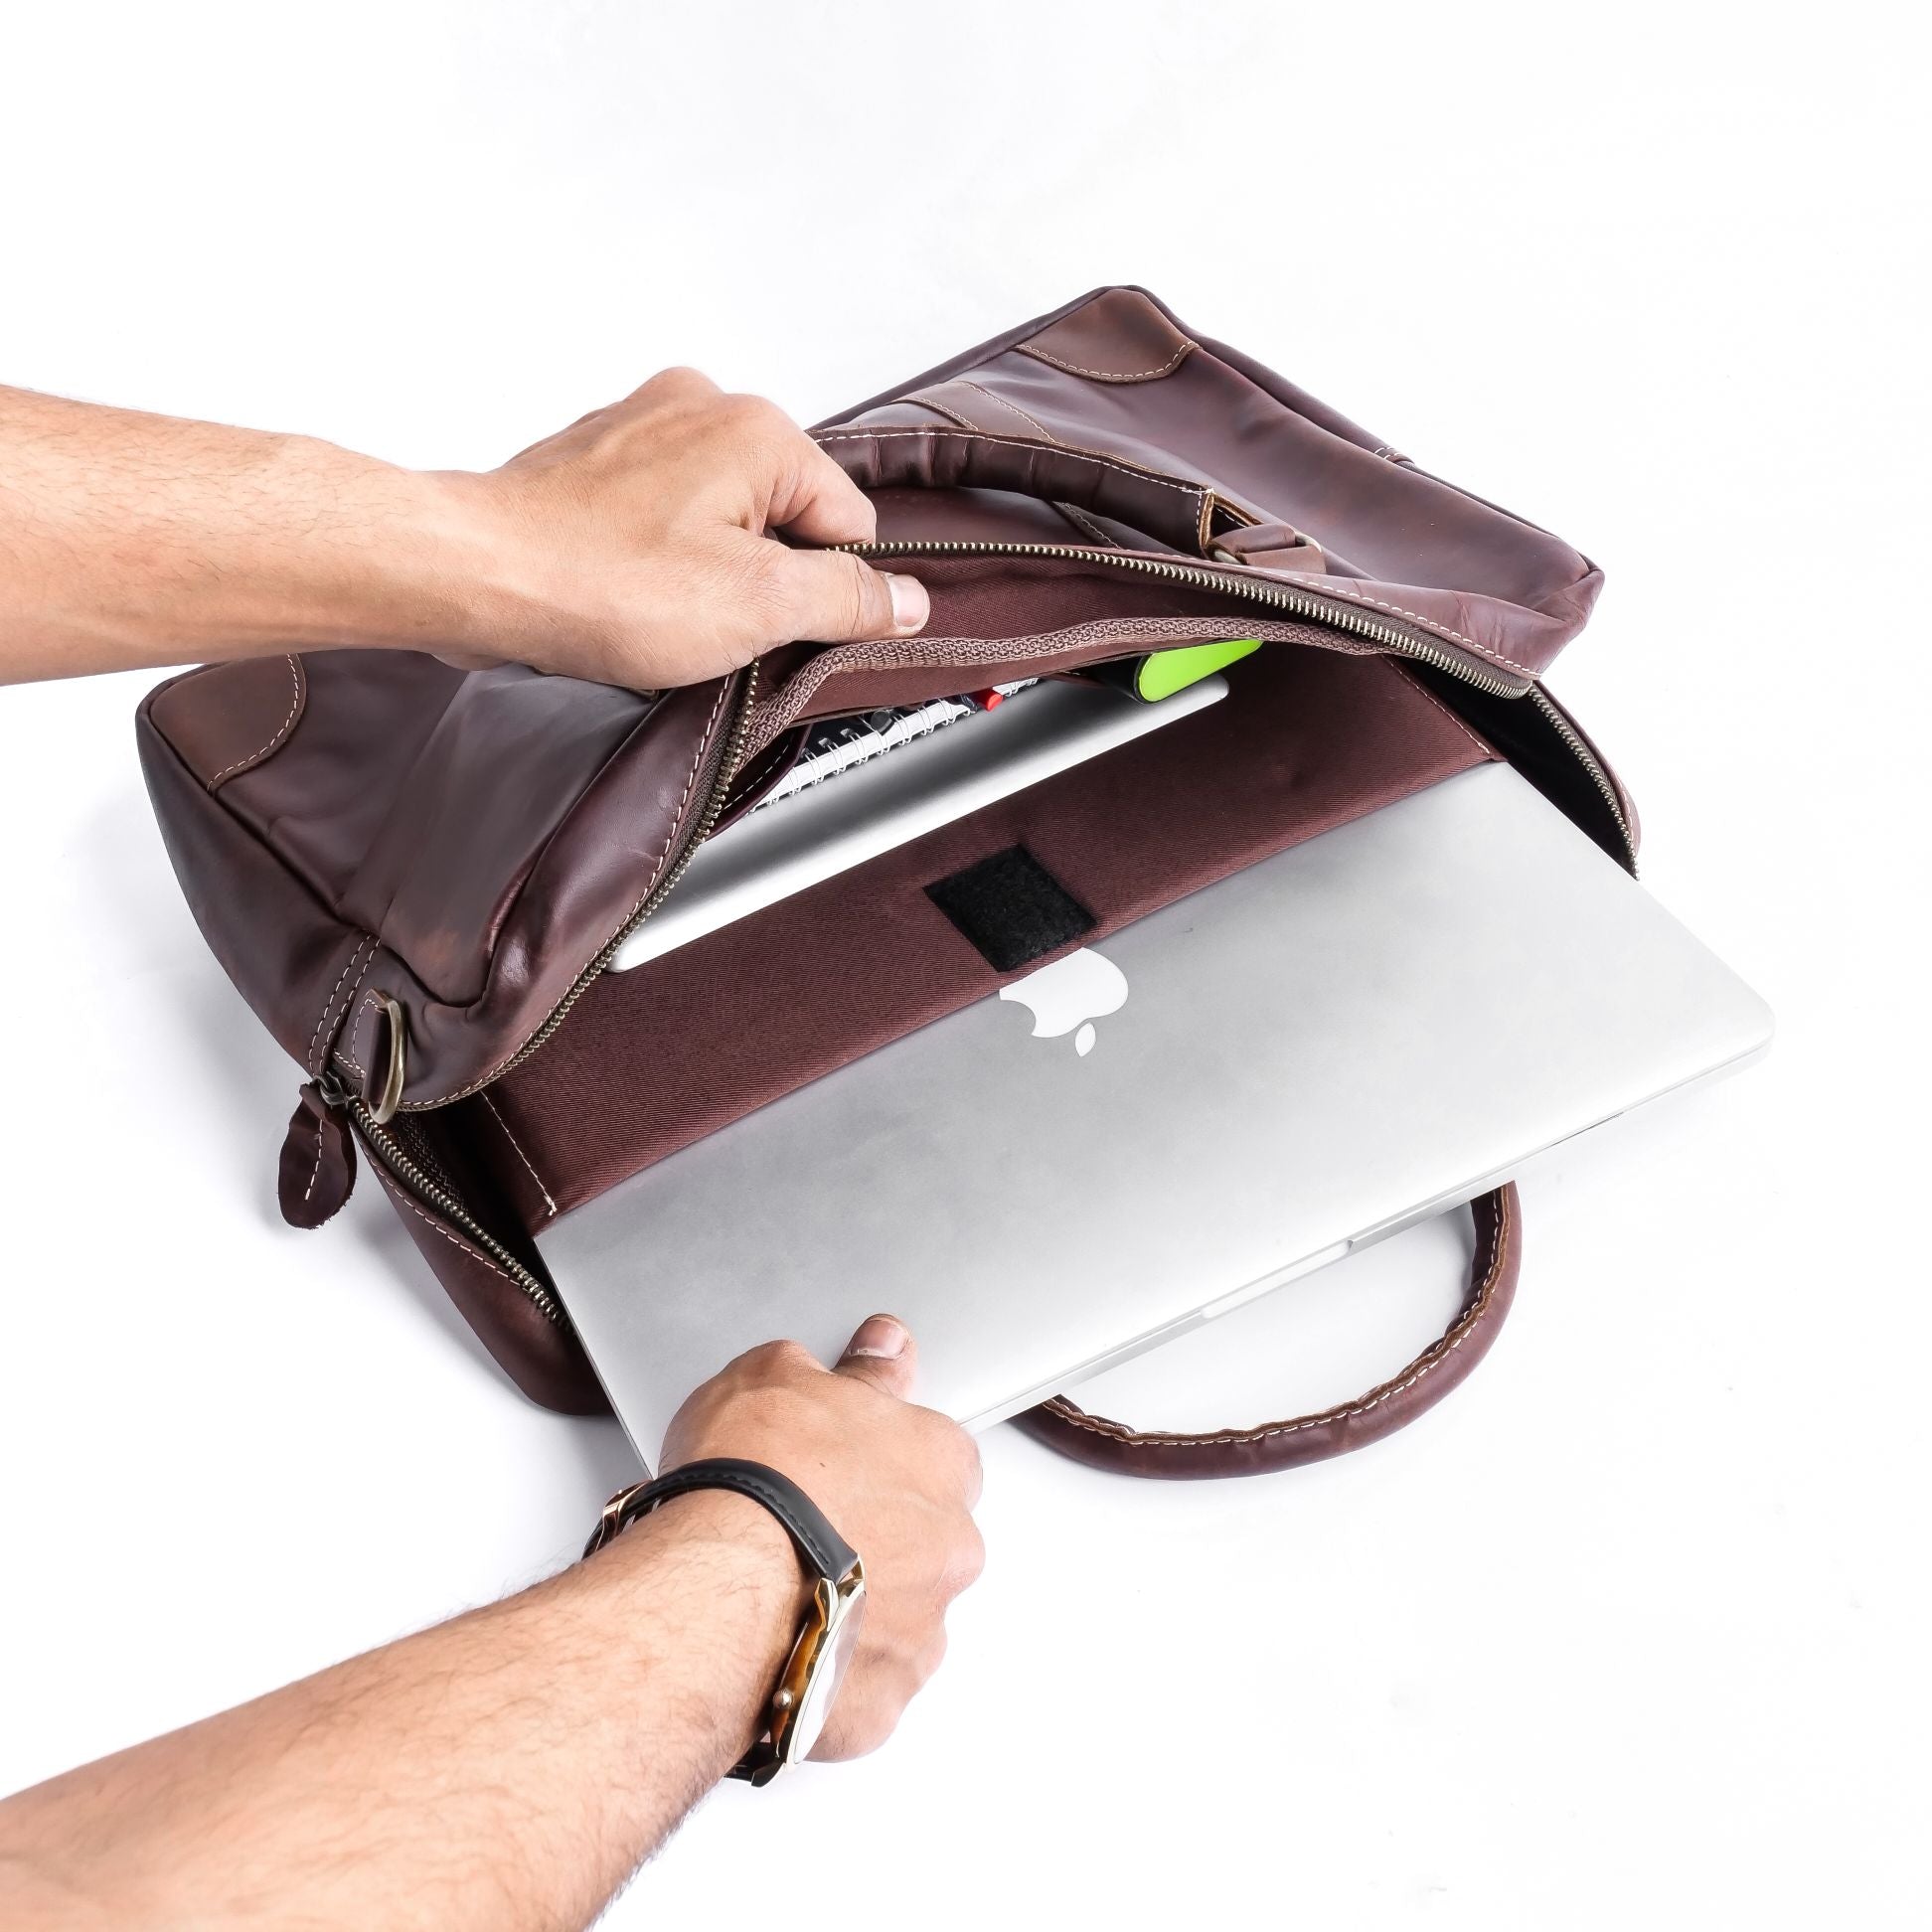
left=999, top=947, right=1130, bottom=1057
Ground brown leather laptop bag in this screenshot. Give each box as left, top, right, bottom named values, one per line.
left=138, top=287, right=1629, bottom=1478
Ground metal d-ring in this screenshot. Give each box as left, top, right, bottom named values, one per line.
left=365, top=992, right=407, bottom=1125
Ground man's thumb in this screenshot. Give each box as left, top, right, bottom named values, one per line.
left=769, top=549, right=929, bottom=644
left=834, top=1313, right=918, bottom=1399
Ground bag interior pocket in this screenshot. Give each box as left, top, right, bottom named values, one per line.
left=470, top=643, right=1501, bottom=1227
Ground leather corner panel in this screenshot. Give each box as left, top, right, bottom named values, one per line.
left=372, top=1164, right=608, bottom=1415
left=149, top=653, right=307, bottom=791
left=1015, top=287, right=1196, bottom=383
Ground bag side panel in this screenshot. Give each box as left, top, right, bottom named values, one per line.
left=819, top=285, right=1603, bottom=675
left=368, top=1157, right=607, bottom=1414
left=139, top=679, right=373, bottom=1075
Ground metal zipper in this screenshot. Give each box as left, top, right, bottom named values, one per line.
left=338, top=660, right=761, bottom=1112
left=483, top=659, right=762, bottom=1086
left=336, top=1081, right=564, bottom=1322
left=1527, top=685, right=1638, bottom=874
left=324, top=555, right=1611, bottom=1318
left=843, top=539, right=1534, bottom=700
left=323, top=662, right=762, bottom=1323
left=854, top=536, right=1629, bottom=870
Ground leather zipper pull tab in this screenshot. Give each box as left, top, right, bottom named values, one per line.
left=1208, top=520, right=1327, bottom=574
left=279, top=1078, right=358, bottom=1228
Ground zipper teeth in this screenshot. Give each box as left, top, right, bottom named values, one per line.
left=331, top=664, right=761, bottom=1329
left=351, top=1095, right=564, bottom=1323
left=331, top=563, right=1589, bottom=1319
left=1528, top=685, right=1638, bottom=874
left=845, top=539, right=1531, bottom=700
left=848, top=542, right=1631, bottom=866
left=489, top=659, right=762, bottom=1082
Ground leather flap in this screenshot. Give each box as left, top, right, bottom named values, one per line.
left=149, top=653, right=307, bottom=790
left=826, top=285, right=1603, bottom=679
left=1015, top=287, right=1196, bottom=382
left=140, top=285, right=1610, bottom=1126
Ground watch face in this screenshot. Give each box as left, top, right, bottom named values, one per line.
left=787, top=1576, right=867, bottom=1763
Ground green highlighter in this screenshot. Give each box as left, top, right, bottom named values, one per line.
left=1087, top=637, right=1263, bottom=703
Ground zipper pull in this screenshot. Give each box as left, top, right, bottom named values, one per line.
left=278, top=1075, right=358, bottom=1228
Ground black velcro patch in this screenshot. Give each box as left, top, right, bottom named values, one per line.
left=924, top=846, right=1095, bottom=972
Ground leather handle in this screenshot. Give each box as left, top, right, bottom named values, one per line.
left=813, top=423, right=1223, bottom=556
left=1015, top=1185, right=1522, bottom=1479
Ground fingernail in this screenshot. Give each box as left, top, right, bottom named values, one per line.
left=886, top=573, right=929, bottom=634
left=846, top=1314, right=909, bottom=1360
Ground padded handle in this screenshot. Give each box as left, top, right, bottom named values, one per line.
left=814, top=423, right=1224, bottom=556
left=1015, top=1185, right=1521, bottom=1479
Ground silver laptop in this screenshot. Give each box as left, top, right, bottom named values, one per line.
left=537, top=696, right=1771, bottom=1465
left=609, top=673, right=1228, bottom=971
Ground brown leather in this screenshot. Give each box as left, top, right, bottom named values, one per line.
left=151, top=651, right=308, bottom=792
left=1211, top=519, right=1327, bottom=574
left=1015, top=1186, right=1522, bottom=1478
left=482, top=652, right=1499, bottom=1219
left=138, top=289, right=1609, bottom=1123
left=1016, top=286, right=1197, bottom=383
left=815, top=422, right=1228, bottom=554
left=828, top=288, right=1602, bottom=665
left=278, top=1080, right=356, bottom=1228
left=137, top=288, right=1628, bottom=1473
left=145, top=656, right=742, bottom=1109
left=372, top=1168, right=606, bottom=1413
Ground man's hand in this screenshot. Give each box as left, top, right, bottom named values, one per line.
left=449, top=368, right=930, bottom=688
left=661, top=1313, right=985, bottom=1761
left=0, top=1318, right=983, bottom=1930
left=0, top=372, right=928, bottom=686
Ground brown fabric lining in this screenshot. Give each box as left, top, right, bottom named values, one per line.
left=751, top=616, right=1354, bottom=750
left=478, top=648, right=1500, bottom=1224
left=744, top=548, right=1410, bottom=749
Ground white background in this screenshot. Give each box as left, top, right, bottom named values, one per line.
left=2, top=3, right=1927, bottom=1925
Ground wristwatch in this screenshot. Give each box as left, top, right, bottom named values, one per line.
left=584, top=1458, right=867, bottom=1787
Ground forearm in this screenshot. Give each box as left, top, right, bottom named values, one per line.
left=0, top=1492, right=806, bottom=1931
left=0, top=386, right=533, bottom=683
left=0, top=370, right=925, bottom=692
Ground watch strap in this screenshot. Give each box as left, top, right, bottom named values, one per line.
left=584, top=1459, right=860, bottom=1790
left=583, top=1457, right=858, bottom=1581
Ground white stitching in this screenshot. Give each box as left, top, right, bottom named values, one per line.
left=1280, top=574, right=1485, bottom=652
left=305, top=934, right=375, bottom=1075
left=1015, top=338, right=1195, bottom=381
left=336, top=986, right=397, bottom=1082
left=1041, top=1195, right=1508, bottom=1446
left=813, top=428, right=1204, bottom=501
left=400, top=677, right=735, bottom=1110
left=1262, top=572, right=1536, bottom=679
left=1054, top=503, right=1119, bottom=547
left=482, top=1094, right=557, bottom=1217
left=954, top=381, right=1063, bottom=444
left=1040, top=1193, right=1513, bottom=1449
left=637, top=683, right=728, bottom=923
left=723, top=733, right=796, bottom=812
left=330, top=976, right=389, bottom=1082
left=346, top=987, right=392, bottom=1082
left=1046, top=1194, right=1510, bottom=1445
left=208, top=655, right=304, bottom=786
left=903, top=390, right=979, bottom=430
left=333, top=989, right=390, bottom=1087
left=301, top=1108, right=329, bottom=1204
left=376, top=1173, right=521, bottom=1286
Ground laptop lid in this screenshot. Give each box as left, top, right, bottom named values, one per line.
left=536, top=762, right=1771, bottom=1464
